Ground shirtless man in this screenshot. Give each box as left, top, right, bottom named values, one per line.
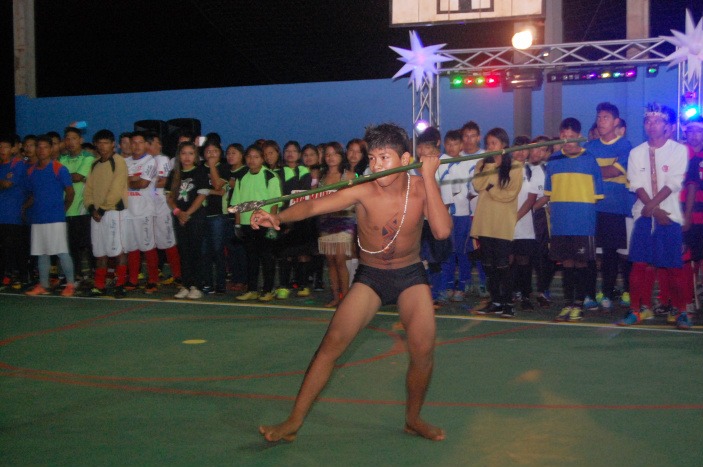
left=252, top=123, right=452, bottom=442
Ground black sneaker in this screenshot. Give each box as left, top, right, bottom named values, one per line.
left=202, top=285, right=215, bottom=294
left=488, top=303, right=504, bottom=314
left=520, top=297, right=534, bottom=310
left=500, top=305, right=516, bottom=319
left=113, top=285, right=126, bottom=299
left=313, top=280, right=324, bottom=292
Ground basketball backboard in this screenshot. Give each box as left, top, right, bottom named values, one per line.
left=391, top=0, right=544, bottom=27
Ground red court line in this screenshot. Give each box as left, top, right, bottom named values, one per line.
left=0, top=303, right=149, bottom=347
left=10, top=372, right=703, bottom=411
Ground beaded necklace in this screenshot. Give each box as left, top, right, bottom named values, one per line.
left=357, top=172, right=410, bottom=255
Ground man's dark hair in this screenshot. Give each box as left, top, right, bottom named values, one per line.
left=37, top=134, right=53, bottom=145
left=417, top=126, right=441, bottom=147
left=596, top=102, right=620, bottom=119
left=444, top=129, right=462, bottom=142
left=461, top=120, right=481, bottom=135
left=144, top=132, right=160, bottom=144
left=22, top=134, right=37, bottom=143
left=513, top=135, right=531, bottom=146
left=131, top=130, right=148, bottom=140
left=92, top=129, right=115, bottom=143
left=46, top=131, right=61, bottom=141
left=119, top=132, right=133, bottom=140
left=0, top=133, right=13, bottom=145
left=64, top=126, right=82, bottom=138
left=560, top=117, right=582, bottom=133
left=364, top=123, right=410, bottom=156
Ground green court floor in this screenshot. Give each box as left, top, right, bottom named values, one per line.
left=1, top=294, right=701, bottom=466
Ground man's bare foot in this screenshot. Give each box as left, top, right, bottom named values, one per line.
left=404, top=419, right=445, bottom=441
left=259, top=421, right=300, bottom=442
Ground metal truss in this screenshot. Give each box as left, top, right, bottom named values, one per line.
left=411, top=38, right=695, bottom=141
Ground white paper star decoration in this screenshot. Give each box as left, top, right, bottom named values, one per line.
left=390, top=31, right=452, bottom=88
left=662, top=9, right=703, bottom=84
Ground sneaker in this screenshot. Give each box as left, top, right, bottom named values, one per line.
left=536, top=293, right=551, bottom=308
left=478, top=285, right=490, bottom=298
left=90, top=287, right=106, bottom=297
left=619, top=292, right=631, bottom=308
left=489, top=302, right=504, bottom=315
left=144, top=283, right=158, bottom=294
left=297, top=287, right=311, bottom=297
left=11, top=281, right=23, bottom=290
left=236, top=291, right=260, bottom=301
left=159, top=276, right=175, bottom=285
left=568, top=307, right=584, bottom=322
left=113, top=285, right=126, bottom=299
left=259, top=291, right=275, bottom=302
left=595, top=291, right=604, bottom=304
left=654, top=303, right=670, bottom=316
left=639, top=306, right=655, bottom=321
left=1, top=276, right=10, bottom=286
left=275, top=287, right=290, bottom=299
left=667, top=308, right=678, bottom=325
left=599, top=296, right=612, bottom=311
left=512, top=291, right=522, bottom=303
left=617, top=310, right=641, bottom=326
left=500, top=305, right=516, bottom=318
left=186, top=286, right=203, bottom=299
left=138, top=272, right=145, bottom=281
left=451, top=290, right=465, bottom=302
left=583, top=296, right=598, bottom=311
left=201, top=285, right=214, bottom=294
left=470, top=300, right=492, bottom=315
left=124, top=282, right=138, bottom=291
left=25, top=284, right=50, bottom=296
left=676, top=312, right=692, bottom=330
left=520, top=297, right=534, bottom=310
left=174, top=287, right=190, bottom=299
left=555, top=306, right=572, bottom=322
left=60, top=284, right=75, bottom=297
left=313, top=280, right=325, bottom=292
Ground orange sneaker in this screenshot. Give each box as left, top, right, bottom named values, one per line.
left=25, top=284, right=50, bottom=296
left=61, top=284, right=75, bottom=297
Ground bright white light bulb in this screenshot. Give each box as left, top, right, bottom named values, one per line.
left=512, top=30, right=533, bottom=50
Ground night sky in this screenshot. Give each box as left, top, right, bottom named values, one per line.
left=28, top=0, right=695, bottom=98
left=1, top=0, right=697, bottom=128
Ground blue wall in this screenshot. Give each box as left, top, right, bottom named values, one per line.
left=15, top=66, right=678, bottom=149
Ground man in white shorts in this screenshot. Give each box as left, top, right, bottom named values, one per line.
left=84, top=129, right=129, bottom=298
left=24, top=135, right=77, bottom=297
left=146, top=132, right=181, bottom=285
left=122, top=131, right=159, bottom=293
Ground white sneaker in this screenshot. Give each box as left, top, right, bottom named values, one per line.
left=174, top=287, right=189, bottom=299
left=187, top=286, right=203, bottom=299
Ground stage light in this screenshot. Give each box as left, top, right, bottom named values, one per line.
left=449, top=73, right=501, bottom=89
left=415, top=120, right=429, bottom=133
left=546, top=66, right=638, bottom=84
left=512, top=30, right=533, bottom=50
left=646, top=65, right=659, bottom=77
left=684, top=105, right=700, bottom=119
left=502, top=69, right=543, bottom=91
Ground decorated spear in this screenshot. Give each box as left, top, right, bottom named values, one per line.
left=228, top=137, right=586, bottom=213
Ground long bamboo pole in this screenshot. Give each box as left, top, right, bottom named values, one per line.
left=228, top=137, right=586, bottom=213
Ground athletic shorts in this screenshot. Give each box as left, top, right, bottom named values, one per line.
left=629, top=217, right=683, bottom=268
left=121, top=215, right=155, bottom=252
left=91, top=210, right=124, bottom=257
left=153, top=212, right=177, bottom=250
left=684, top=224, right=703, bottom=262
left=595, top=212, right=627, bottom=249
left=353, top=262, right=429, bottom=306
left=512, top=239, right=537, bottom=257
left=549, top=235, right=596, bottom=262
left=31, top=222, right=69, bottom=256
left=477, top=236, right=512, bottom=269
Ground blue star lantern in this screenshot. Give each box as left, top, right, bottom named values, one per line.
left=390, top=31, right=452, bottom=88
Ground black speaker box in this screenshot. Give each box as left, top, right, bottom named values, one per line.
left=165, top=118, right=202, bottom=157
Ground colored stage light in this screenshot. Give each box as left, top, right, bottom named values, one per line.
left=449, top=73, right=501, bottom=89
left=547, top=66, right=638, bottom=84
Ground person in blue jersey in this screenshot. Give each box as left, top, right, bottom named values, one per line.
left=0, top=134, right=30, bottom=288
left=584, top=102, right=634, bottom=311
left=544, top=118, right=604, bottom=322
left=23, top=135, right=77, bottom=297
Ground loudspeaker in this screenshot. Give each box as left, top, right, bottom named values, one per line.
left=165, top=118, right=202, bottom=157
left=134, top=120, right=168, bottom=143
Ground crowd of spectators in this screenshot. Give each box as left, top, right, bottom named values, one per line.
left=0, top=100, right=700, bottom=330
